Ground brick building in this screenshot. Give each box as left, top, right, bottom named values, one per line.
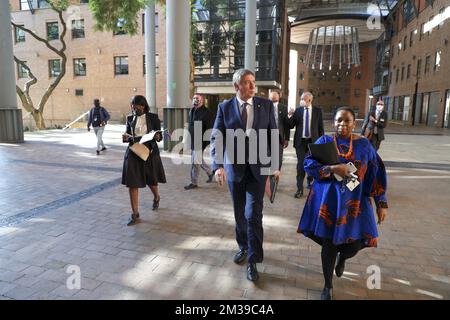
left=10, top=0, right=166, bottom=128
left=387, top=0, right=450, bottom=127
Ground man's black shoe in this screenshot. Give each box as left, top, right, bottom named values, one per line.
left=184, top=183, right=198, bottom=190
left=247, top=263, right=259, bottom=282
left=96, top=150, right=100, bottom=155
left=101, top=147, right=107, bottom=151
left=320, top=287, right=333, bottom=300
left=206, top=173, right=214, bottom=183
left=294, top=189, right=304, bottom=198
left=233, top=249, right=248, bottom=264
left=335, top=253, right=345, bottom=278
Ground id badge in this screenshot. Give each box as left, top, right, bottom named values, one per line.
left=346, top=179, right=360, bottom=191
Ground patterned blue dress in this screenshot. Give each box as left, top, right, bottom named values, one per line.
left=298, top=135, right=388, bottom=248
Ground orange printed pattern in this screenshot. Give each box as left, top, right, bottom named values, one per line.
left=354, top=160, right=367, bottom=182
left=319, top=205, right=334, bottom=226
left=371, top=179, right=385, bottom=197
left=336, top=215, right=347, bottom=226
left=346, top=199, right=362, bottom=218
left=364, top=233, right=378, bottom=247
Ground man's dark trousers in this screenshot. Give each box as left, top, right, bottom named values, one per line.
left=296, top=138, right=312, bottom=191
left=227, top=166, right=265, bottom=264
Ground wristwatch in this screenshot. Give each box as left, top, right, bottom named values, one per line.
left=322, top=166, right=332, bottom=176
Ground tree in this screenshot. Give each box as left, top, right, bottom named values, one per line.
left=12, top=0, right=70, bottom=130
left=89, top=0, right=201, bottom=98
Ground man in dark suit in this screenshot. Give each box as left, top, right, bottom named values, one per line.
left=184, top=93, right=214, bottom=190
left=361, top=100, right=388, bottom=151
left=287, top=91, right=324, bottom=198
left=210, top=69, right=281, bottom=282
left=269, top=90, right=290, bottom=168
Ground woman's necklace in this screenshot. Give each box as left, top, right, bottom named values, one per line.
left=334, top=134, right=353, bottom=160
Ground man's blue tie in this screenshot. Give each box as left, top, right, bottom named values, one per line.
left=304, top=107, right=310, bottom=138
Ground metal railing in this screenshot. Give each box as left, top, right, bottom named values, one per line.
left=62, top=110, right=90, bottom=130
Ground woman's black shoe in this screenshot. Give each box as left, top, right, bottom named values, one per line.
left=127, top=213, right=140, bottom=226
left=320, top=287, right=333, bottom=300
left=152, top=196, right=160, bottom=210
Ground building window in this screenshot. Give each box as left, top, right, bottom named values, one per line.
left=46, top=22, right=59, bottom=41
left=48, top=59, right=61, bottom=77
left=20, top=0, right=30, bottom=10
left=438, top=8, right=445, bottom=29
left=354, top=89, right=360, bottom=97
left=416, top=59, right=422, bottom=78
left=424, top=55, right=431, bottom=74
left=71, top=19, right=85, bottom=39
left=114, top=56, right=128, bottom=75
left=398, top=41, right=402, bottom=54
left=391, top=45, right=394, bottom=58
left=403, top=36, right=407, bottom=50
left=420, top=23, right=424, bottom=41
left=434, top=50, right=441, bottom=72
left=401, top=66, right=405, bottom=81
left=143, top=54, right=160, bottom=75
left=73, top=58, right=86, bottom=76
left=113, top=18, right=127, bottom=35
left=80, top=0, right=89, bottom=3
left=299, top=72, right=304, bottom=81
left=142, top=12, right=159, bottom=34
left=15, top=25, right=25, bottom=43
left=17, top=61, right=28, bottom=78
left=38, top=0, right=51, bottom=8
left=75, top=89, right=84, bottom=96
left=396, top=69, right=399, bottom=83
left=407, top=64, right=411, bottom=79
left=409, top=30, right=414, bottom=47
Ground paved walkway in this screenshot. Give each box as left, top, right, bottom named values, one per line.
left=0, top=125, right=449, bottom=300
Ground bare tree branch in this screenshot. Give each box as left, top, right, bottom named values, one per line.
left=13, top=56, right=37, bottom=109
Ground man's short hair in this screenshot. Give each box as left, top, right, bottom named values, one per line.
left=232, top=68, right=255, bottom=86
left=376, top=100, right=384, bottom=105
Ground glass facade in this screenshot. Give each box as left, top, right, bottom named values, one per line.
left=192, top=0, right=285, bottom=83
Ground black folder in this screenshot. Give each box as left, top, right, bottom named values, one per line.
left=265, top=175, right=279, bottom=203
left=308, top=141, right=340, bottom=165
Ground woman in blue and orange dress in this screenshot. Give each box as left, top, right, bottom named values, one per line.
left=298, top=106, right=388, bottom=300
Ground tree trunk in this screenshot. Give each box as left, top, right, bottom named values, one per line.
left=31, top=110, right=46, bottom=130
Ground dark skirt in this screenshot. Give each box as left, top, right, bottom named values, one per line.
left=121, top=142, right=167, bottom=188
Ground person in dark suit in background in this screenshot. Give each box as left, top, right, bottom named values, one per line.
left=361, top=100, right=388, bottom=151
left=269, top=90, right=290, bottom=168
left=210, top=68, right=281, bottom=282
left=184, top=93, right=215, bottom=190
left=287, top=91, right=324, bottom=198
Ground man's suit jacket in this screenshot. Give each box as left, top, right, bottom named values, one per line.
left=210, top=96, right=281, bottom=183
left=188, top=105, right=214, bottom=151
left=276, top=103, right=291, bottom=143
left=288, top=106, right=324, bottom=148
left=361, top=110, right=388, bottom=141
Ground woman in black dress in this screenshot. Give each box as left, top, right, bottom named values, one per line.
left=122, top=95, right=166, bottom=226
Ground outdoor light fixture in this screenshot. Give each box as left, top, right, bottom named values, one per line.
left=304, top=25, right=360, bottom=72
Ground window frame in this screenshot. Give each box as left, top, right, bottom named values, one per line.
left=46, top=21, right=59, bottom=41
left=73, top=58, right=86, bottom=77
left=17, top=60, right=28, bottom=79
left=48, top=59, right=61, bottom=78
left=71, top=19, right=85, bottom=39
left=15, top=25, right=26, bottom=43
left=114, top=56, right=129, bottom=75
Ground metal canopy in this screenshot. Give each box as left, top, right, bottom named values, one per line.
left=288, top=0, right=403, bottom=44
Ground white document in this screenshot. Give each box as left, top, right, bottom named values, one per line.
left=139, top=130, right=162, bottom=144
